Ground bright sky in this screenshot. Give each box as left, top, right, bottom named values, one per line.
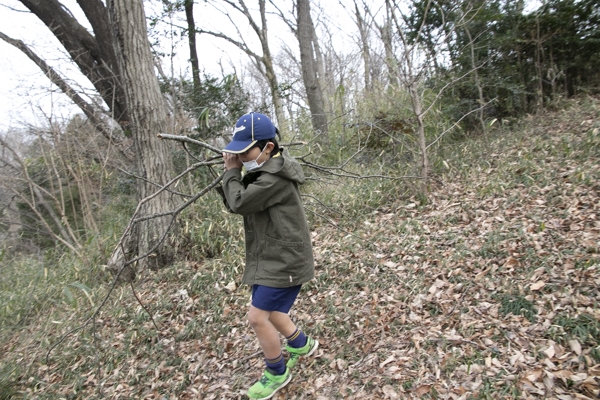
left=0, top=0, right=542, bottom=132
left=0, top=0, right=90, bottom=130
left=0, top=0, right=344, bottom=132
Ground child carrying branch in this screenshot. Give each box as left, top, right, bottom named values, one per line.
left=220, top=112, right=319, bottom=399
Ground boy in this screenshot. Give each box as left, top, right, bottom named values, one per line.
left=220, top=112, right=319, bottom=399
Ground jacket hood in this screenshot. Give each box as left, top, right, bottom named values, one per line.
left=250, top=149, right=305, bottom=184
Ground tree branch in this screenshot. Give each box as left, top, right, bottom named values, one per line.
left=0, top=31, right=133, bottom=161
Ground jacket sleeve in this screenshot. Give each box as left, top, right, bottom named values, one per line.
left=222, top=168, right=289, bottom=216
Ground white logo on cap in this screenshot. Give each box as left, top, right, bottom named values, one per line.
left=233, top=125, right=246, bottom=139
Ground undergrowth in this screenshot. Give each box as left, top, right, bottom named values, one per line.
left=0, top=95, right=599, bottom=399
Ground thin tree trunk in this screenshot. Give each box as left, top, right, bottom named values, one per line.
left=297, top=0, right=328, bottom=134
left=185, top=0, right=201, bottom=91
left=255, top=0, right=286, bottom=130
left=354, top=1, right=372, bottom=93
left=534, top=11, right=544, bottom=111
left=464, top=25, right=485, bottom=133
left=408, top=81, right=428, bottom=183
left=311, top=16, right=332, bottom=118
left=379, top=18, right=398, bottom=87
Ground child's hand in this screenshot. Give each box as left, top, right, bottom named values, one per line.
left=223, top=152, right=242, bottom=171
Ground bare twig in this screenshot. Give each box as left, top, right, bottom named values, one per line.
left=302, top=194, right=347, bottom=218
left=129, top=281, right=161, bottom=340
left=157, top=133, right=222, bottom=154
left=426, top=98, right=496, bottom=150
left=300, top=158, right=423, bottom=181
left=46, top=171, right=225, bottom=363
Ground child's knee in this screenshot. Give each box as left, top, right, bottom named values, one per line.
left=247, top=308, right=269, bottom=328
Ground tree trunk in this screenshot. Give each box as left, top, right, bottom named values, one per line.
left=310, top=16, right=332, bottom=118
left=255, top=0, right=286, bottom=130
left=354, top=1, right=372, bottom=93
left=379, top=17, right=398, bottom=87
left=464, top=25, right=486, bottom=133
left=19, top=0, right=130, bottom=126
left=184, top=0, right=201, bottom=91
left=263, top=53, right=286, bottom=131
left=107, top=0, right=177, bottom=273
left=297, top=0, right=328, bottom=134
left=408, top=81, right=429, bottom=184
left=534, top=11, right=544, bottom=111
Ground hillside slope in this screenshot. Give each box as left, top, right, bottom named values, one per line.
left=3, top=96, right=599, bottom=399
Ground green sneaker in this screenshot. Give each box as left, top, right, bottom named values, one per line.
left=286, top=337, right=319, bottom=368
left=247, top=368, right=292, bottom=399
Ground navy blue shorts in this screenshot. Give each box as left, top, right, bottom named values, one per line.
left=251, top=284, right=302, bottom=313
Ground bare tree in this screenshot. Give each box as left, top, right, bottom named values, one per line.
left=18, top=0, right=130, bottom=127
left=296, top=0, right=328, bottom=134
left=0, top=161, right=82, bottom=255
left=0, top=32, right=133, bottom=161
left=2, top=0, right=180, bottom=272
left=353, top=0, right=374, bottom=93
left=184, top=0, right=202, bottom=91
left=198, top=0, right=286, bottom=130
left=387, top=0, right=489, bottom=184
left=0, top=123, right=109, bottom=257
left=464, top=23, right=486, bottom=133
left=373, top=2, right=398, bottom=87
left=106, top=0, right=178, bottom=274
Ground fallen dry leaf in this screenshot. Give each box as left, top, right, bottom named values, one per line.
left=530, top=280, right=546, bottom=291
left=569, top=339, right=582, bottom=356
left=415, top=384, right=432, bottom=396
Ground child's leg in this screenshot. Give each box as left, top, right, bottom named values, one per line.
left=269, top=311, right=318, bottom=368
left=246, top=305, right=291, bottom=399
left=268, top=311, right=297, bottom=338
left=246, top=288, right=299, bottom=398
left=248, top=306, right=281, bottom=359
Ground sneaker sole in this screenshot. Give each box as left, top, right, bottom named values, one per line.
left=249, top=372, right=293, bottom=400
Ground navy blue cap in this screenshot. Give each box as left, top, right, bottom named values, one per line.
left=223, top=112, right=277, bottom=153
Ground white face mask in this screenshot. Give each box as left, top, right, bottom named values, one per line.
left=241, top=146, right=266, bottom=171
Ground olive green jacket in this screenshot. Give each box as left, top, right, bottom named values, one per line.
left=221, top=151, right=314, bottom=287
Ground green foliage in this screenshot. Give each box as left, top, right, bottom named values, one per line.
left=161, top=73, right=250, bottom=140
left=0, top=364, right=18, bottom=400
left=497, top=293, right=537, bottom=322
left=63, top=282, right=94, bottom=309
left=178, top=191, right=244, bottom=261
left=552, top=313, right=600, bottom=347
left=408, top=0, right=600, bottom=132
left=0, top=250, right=104, bottom=337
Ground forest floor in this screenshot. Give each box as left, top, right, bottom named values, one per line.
left=2, top=95, right=599, bottom=399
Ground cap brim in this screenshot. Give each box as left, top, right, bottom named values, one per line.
left=223, top=140, right=257, bottom=154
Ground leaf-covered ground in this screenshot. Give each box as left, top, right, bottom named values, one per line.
left=3, top=96, right=599, bottom=399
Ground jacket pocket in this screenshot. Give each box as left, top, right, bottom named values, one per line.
left=261, top=235, right=306, bottom=280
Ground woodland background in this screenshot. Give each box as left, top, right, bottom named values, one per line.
left=0, top=0, right=599, bottom=399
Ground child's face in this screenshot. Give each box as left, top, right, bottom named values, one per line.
left=239, top=143, right=273, bottom=165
